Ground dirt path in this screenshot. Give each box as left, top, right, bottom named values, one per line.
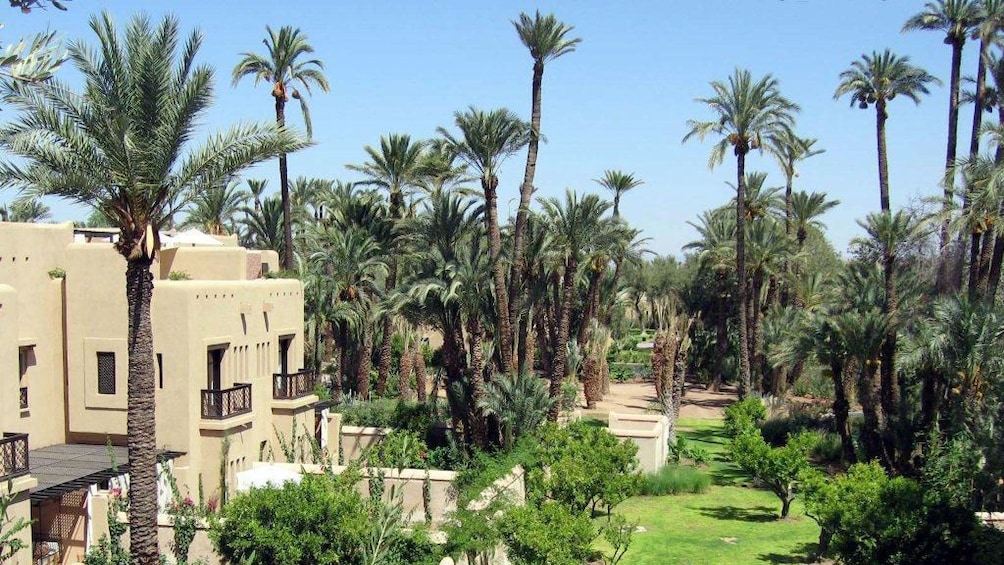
left=583, top=380, right=738, bottom=420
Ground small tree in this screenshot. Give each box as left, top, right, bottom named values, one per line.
left=0, top=481, right=31, bottom=562
left=728, top=428, right=815, bottom=518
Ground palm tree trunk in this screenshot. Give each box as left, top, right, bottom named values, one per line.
left=967, top=44, right=989, bottom=297
left=125, top=257, right=158, bottom=564
left=937, top=41, right=965, bottom=293
left=414, top=341, right=428, bottom=403
left=483, top=175, right=515, bottom=375
left=880, top=253, right=899, bottom=431
left=466, top=317, right=489, bottom=447
left=549, top=257, right=578, bottom=421
left=376, top=191, right=403, bottom=395
left=356, top=324, right=373, bottom=398
left=576, top=269, right=602, bottom=347
left=517, top=311, right=531, bottom=376
left=331, top=322, right=343, bottom=401
left=781, top=164, right=794, bottom=308
left=712, top=272, right=727, bottom=392
left=535, top=306, right=552, bottom=379
left=976, top=228, right=996, bottom=299
left=858, top=359, right=887, bottom=466
left=510, top=59, right=545, bottom=343
left=736, top=150, right=752, bottom=399
left=876, top=102, right=891, bottom=213
left=275, top=93, right=294, bottom=271
left=830, top=361, right=856, bottom=464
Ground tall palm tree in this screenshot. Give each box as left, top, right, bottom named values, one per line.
left=510, top=11, right=581, bottom=344
left=182, top=178, right=249, bottom=235
left=539, top=190, right=613, bottom=419
left=903, top=0, right=981, bottom=267
left=241, top=195, right=285, bottom=255
left=0, top=14, right=305, bottom=561
left=790, top=191, right=840, bottom=252
left=684, top=68, right=799, bottom=398
left=233, top=25, right=329, bottom=270
left=246, top=178, right=268, bottom=212
left=347, top=134, right=425, bottom=395
left=835, top=50, right=939, bottom=213
left=594, top=170, right=644, bottom=218
left=438, top=107, right=530, bottom=375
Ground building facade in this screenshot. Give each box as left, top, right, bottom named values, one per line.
left=0, top=222, right=317, bottom=564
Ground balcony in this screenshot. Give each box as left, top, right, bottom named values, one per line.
left=0, top=433, right=29, bottom=480
left=201, top=383, right=252, bottom=420
left=19, top=387, right=27, bottom=410
left=272, top=370, right=316, bottom=400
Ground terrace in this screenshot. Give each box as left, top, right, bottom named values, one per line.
left=272, top=370, right=316, bottom=400
left=201, top=383, right=252, bottom=420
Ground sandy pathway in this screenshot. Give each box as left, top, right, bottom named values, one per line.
left=583, top=381, right=738, bottom=419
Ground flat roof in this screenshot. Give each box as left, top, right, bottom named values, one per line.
left=29, top=444, right=183, bottom=503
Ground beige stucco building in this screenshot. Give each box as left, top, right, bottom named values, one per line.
left=0, top=222, right=318, bottom=564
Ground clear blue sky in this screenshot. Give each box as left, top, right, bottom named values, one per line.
left=2, top=1, right=964, bottom=257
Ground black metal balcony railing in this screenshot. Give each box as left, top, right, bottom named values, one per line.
left=0, top=433, right=29, bottom=480
left=33, top=538, right=59, bottom=565
left=19, top=387, right=27, bottom=410
left=273, top=370, right=316, bottom=400
left=200, top=383, right=252, bottom=419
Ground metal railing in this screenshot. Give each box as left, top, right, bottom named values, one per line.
left=19, top=387, right=27, bottom=410
left=200, top=383, right=252, bottom=419
left=0, top=433, right=29, bottom=480
left=272, top=370, right=316, bottom=400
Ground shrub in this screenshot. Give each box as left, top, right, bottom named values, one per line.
left=168, top=270, right=191, bottom=280
left=668, top=436, right=711, bottom=466
left=499, top=501, right=596, bottom=565
left=802, top=462, right=1000, bottom=565
left=47, top=267, right=65, bottom=279
left=638, top=464, right=711, bottom=495
left=809, top=431, right=843, bottom=464
left=728, top=428, right=815, bottom=518
left=758, top=412, right=833, bottom=446
left=527, top=422, right=640, bottom=514
left=723, top=398, right=766, bottom=437
left=366, top=430, right=427, bottom=470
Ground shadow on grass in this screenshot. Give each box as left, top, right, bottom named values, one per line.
left=696, top=504, right=779, bottom=523
left=757, top=542, right=820, bottom=564
left=708, top=465, right=749, bottom=486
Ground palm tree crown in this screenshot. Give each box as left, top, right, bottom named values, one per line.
left=437, top=107, right=530, bottom=183
left=513, top=11, right=582, bottom=64
left=834, top=50, right=940, bottom=116
left=903, top=0, right=982, bottom=44
left=594, top=170, right=644, bottom=218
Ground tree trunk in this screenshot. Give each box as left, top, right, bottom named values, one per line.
left=857, top=359, right=887, bottom=467
left=576, top=268, right=603, bottom=347
left=483, top=175, right=514, bottom=375
left=876, top=102, right=891, bottom=213
left=976, top=229, right=995, bottom=300
left=880, top=254, right=899, bottom=438
left=510, top=59, right=545, bottom=345
left=968, top=44, right=989, bottom=298
left=780, top=493, right=793, bottom=519
left=415, top=341, right=428, bottom=403
left=830, top=361, right=856, bottom=464
left=398, top=344, right=413, bottom=400
left=330, top=321, right=343, bottom=401
left=534, top=306, right=552, bottom=379
left=736, top=150, right=752, bottom=399
left=355, top=324, right=373, bottom=399
left=376, top=191, right=403, bottom=395
left=275, top=92, right=294, bottom=270
left=937, top=40, right=965, bottom=293
left=781, top=161, right=794, bottom=308
left=125, top=257, right=158, bottom=564
left=517, top=312, right=531, bottom=376
left=466, top=317, right=488, bottom=448
left=548, top=257, right=578, bottom=421
left=712, top=271, right=727, bottom=392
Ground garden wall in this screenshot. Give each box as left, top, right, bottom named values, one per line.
left=339, top=424, right=390, bottom=464
left=607, top=412, right=669, bottom=473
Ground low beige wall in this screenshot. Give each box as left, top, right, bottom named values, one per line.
left=339, top=425, right=390, bottom=464
left=978, top=512, right=1004, bottom=531
left=608, top=412, right=669, bottom=474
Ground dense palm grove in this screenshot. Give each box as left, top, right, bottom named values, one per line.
left=5, top=1, right=1004, bottom=563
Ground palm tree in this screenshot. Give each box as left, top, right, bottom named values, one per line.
left=246, top=178, right=268, bottom=212
left=347, top=134, right=425, bottom=395
left=903, top=0, right=981, bottom=266
left=438, top=107, right=530, bottom=375
left=684, top=68, right=799, bottom=398
left=182, top=178, right=249, bottom=235
left=241, top=195, right=285, bottom=255
left=0, top=196, right=50, bottom=222
left=510, top=11, right=581, bottom=344
left=0, top=14, right=305, bottom=561
left=790, top=191, right=840, bottom=253
left=539, top=190, right=613, bottom=419
left=479, top=372, right=557, bottom=449
left=685, top=208, right=736, bottom=391
left=594, top=170, right=644, bottom=218
left=233, top=25, right=330, bottom=270
left=835, top=50, right=939, bottom=213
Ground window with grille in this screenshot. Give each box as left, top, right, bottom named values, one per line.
left=97, top=352, right=116, bottom=395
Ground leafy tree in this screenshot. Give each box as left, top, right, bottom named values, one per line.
left=0, top=14, right=306, bottom=560
left=0, top=481, right=30, bottom=562
left=233, top=25, right=329, bottom=269
left=728, top=428, right=816, bottom=518
left=498, top=501, right=596, bottom=565
left=684, top=68, right=799, bottom=398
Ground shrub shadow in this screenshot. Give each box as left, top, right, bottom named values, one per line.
left=696, top=504, right=778, bottom=523
left=757, top=542, right=821, bottom=564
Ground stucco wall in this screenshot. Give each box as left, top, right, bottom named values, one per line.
left=158, top=246, right=248, bottom=281
left=339, top=425, right=390, bottom=464
left=608, top=412, right=669, bottom=474
left=0, top=222, right=73, bottom=449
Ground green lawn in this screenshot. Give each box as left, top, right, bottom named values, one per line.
left=600, top=418, right=822, bottom=564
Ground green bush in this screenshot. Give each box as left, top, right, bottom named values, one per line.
left=499, top=501, right=596, bottom=565
left=802, top=462, right=1001, bottom=565
left=668, top=436, right=711, bottom=466
left=210, top=473, right=370, bottom=565
left=758, top=412, right=833, bottom=446
left=638, top=464, right=711, bottom=495
left=723, top=398, right=766, bottom=437
left=366, top=430, right=428, bottom=469
left=809, top=431, right=843, bottom=464
left=527, top=422, right=640, bottom=514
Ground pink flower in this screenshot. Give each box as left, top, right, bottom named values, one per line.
left=183, top=496, right=194, bottom=507
left=206, top=498, right=218, bottom=512
left=110, top=487, right=122, bottom=499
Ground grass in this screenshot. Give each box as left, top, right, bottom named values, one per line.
left=597, top=418, right=822, bottom=564
left=637, top=464, right=711, bottom=495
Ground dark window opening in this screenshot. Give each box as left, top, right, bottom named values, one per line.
left=157, top=354, right=164, bottom=389
left=279, top=336, right=292, bottom=376
left=207, top=348, right=224, bottom=391
left=97, top=352, right=116, bottom=395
